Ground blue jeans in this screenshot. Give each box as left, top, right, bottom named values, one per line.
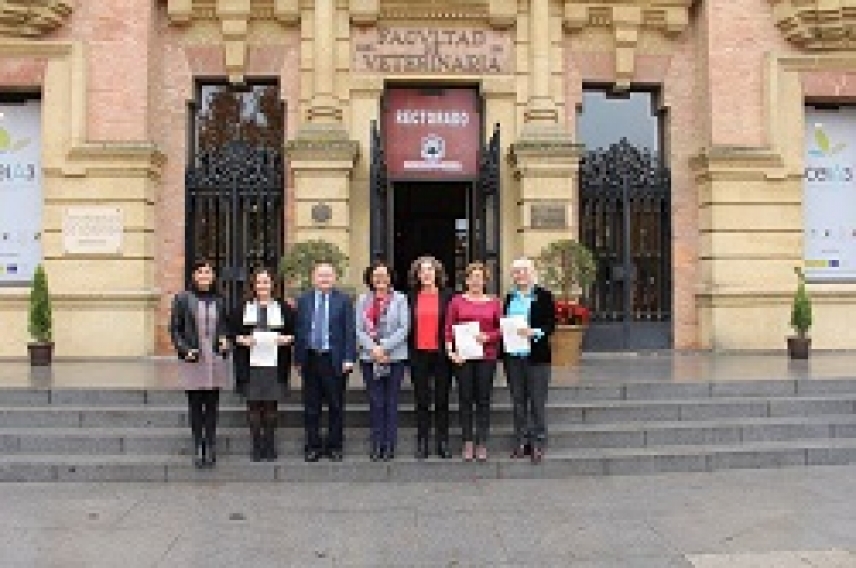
left=361, top=361, right=405, bottom=449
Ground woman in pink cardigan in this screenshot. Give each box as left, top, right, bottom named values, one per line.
left=444, top=262, right=502, bottom=462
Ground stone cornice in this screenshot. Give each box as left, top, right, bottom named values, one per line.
left=165, top=0, right=300, bottom=82
left=0, top=1, right=72, bottom=38
left=768, top=0, right=856, bottom=50
left=348, top=0, right=515, bottom=28
left=563, top=0, right=692, bottom=88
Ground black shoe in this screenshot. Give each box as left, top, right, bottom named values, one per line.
left=305, top=450, right=322, bottom=463
left=370, top=443, right=382, bottom=462
left=437, top=441, right=452, bottom=459
left=251, top=442, right=263, bottom=463
left=523, top=442, right=533, bottom=457
left=329, top=449, right=344, bottom=462
left=193, top=441, right=206, bottom=469
left=205, top=442, right=217, bottom=467
left=263, top=431, right=278, bottom=462
left=383, top=447, right=395, bottom=462
left=416, top=438, right=429, bottom=460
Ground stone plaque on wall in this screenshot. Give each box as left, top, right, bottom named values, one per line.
left=531, top=203, right=567, bottom=229
left=62, top=207, right=123, bottom=255
left=352, top=26, right=513, bottom=74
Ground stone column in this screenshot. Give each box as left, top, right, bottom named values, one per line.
left=513, top=0, right=579, bottom=257
left=308, top=0, right=341, bottom=123
left=287, top=0, right=358, bottom=264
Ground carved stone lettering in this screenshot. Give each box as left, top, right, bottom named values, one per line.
left=353, top=26, right=513, bottom=74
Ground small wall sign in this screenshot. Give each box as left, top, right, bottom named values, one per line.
left=62, top=207, right=123, bottom=255
left=530, top=203, right=567, bottom=229
left=311, top=203, right=332, bottom=224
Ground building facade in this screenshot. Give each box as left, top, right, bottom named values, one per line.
left=0, top=0, right=852, bottom=357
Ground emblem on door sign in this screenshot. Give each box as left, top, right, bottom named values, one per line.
left=311, top=203, right=332, bottom=224
left=421, top=134, right=445, bottom=163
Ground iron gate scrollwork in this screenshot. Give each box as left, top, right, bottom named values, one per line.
left=475, top=123, right=501, bottom=293
left=369, top=119, right=390, bottom=262
left=185, top=83, right=285, bottom=314
left=580, top=138, right=672, bottom=351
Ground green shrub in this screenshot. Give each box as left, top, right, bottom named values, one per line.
left=790, top=267, right=812, bottom=339
left=280, top=240, right=349, bottom=292
left=535, top=239, right=596, bottom=302
left=28, top=264, right=52, bottom=343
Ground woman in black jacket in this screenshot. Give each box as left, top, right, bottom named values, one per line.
left=407, top=256, right=455, bottom=459
left=233, top=268, right=296, bottom=462
left=169, top=260, right=232, bottom=469
left=502, top=257, right=556, bottom=464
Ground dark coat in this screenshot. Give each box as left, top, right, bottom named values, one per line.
left=232, top=299, right=296, bottom=393
left=407, top=288, right=454, bottom=353
left=294, top=288, right=357, bottom=373
left=503, top=286, right=557, bottom=365
left=169, top=291, right=231, bottom=360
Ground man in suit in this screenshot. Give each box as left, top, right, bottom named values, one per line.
left=295, top=262, right=357, bottom=462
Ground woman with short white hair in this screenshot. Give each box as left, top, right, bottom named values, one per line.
left=502, top=257, right=556, bottom=464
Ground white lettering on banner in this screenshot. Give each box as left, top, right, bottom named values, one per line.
left=0, top=100, right=42, bottom=284
left=395, top=110, right=471, bottom=127
left=803, top=107, right=856, bottom=280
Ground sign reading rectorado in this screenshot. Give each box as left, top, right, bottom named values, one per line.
left=353, top=26, right=513, bottom=74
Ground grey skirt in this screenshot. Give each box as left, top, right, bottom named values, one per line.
left=245, top=366, right=287, bottom=402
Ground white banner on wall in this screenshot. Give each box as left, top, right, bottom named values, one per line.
left=0, top=100, right=41, bottom=284
left=804, top=107, right=856, bottom=280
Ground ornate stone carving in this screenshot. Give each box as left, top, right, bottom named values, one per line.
left=563, top=0, right=692, bottom=89
left=768, top=0, right=856, bottom=50
left=0, top=0, right=72, bottom=37
left=165, top=0, right=300, bottom=82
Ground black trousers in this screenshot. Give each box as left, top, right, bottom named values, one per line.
left=186, top=389, right=220, bottom=446
left=456, top=360, right=496, bottom=445
left=410, top=350, right=452, bottom=442
left=504, top=357, right=550, bottom=448
left=302, top=351, right=345, bottom=452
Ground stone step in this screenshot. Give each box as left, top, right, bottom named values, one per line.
left=2, top=378, right=856, bottom=406
left=0, top=395, right=852, bottom=428
left=3, top=438, right=856, bottom=482
left=4, top=414, right=856, bottom=455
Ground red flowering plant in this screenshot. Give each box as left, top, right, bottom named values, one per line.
left=535, top=239, right=596, bottom=326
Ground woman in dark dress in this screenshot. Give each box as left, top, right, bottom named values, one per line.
left=233, top=268, right=295, bottom=462
left=169, top=260, right=232, bottom=469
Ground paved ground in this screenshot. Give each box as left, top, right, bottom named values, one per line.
left=2, top=466, right=856, bottom=567
left=1, top=352, right=855, bottom=389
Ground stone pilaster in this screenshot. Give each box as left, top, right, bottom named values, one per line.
left=510, top=138, right=584, bottom=260
left=285, top=130, right=359, bottom=259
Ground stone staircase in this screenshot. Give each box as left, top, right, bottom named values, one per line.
left=1, top=377, right=856, bottom=482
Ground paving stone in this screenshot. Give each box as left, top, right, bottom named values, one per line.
left=707, top=449, right=807, bottom=471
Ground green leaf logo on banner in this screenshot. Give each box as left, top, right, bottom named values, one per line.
left=0, top=127, right=30, bottom=153
left=813, top=126, right=846, bottom=156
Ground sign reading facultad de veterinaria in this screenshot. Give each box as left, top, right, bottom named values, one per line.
left=353, top=27, right=513, bottom=74
left=0, top=100, right=42, bottom=285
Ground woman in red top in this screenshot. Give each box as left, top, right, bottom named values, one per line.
left=444, top=262, right=502, bottom=462
left=407, top=256, right=455, bottom=460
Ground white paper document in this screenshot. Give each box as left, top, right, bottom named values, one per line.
left=250, top=331, right=279, bottom=367
left=453, top=322, right=484, bottom=360
left=500, top=316, right=530, bottom=353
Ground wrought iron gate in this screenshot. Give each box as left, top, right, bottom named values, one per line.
left=185, top=83, right=285, bottom=313
left=579, top=138, right=672, bottom=351
left=369, top=119, right=390, bottom=262
left=474, top=123, right=501, bottom=293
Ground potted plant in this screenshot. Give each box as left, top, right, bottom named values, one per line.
left=788, top=266, right=812, bottom=359
left=27, top=264, right=54, bottom=366
left=280, top=239, right=349, bottom=296
left=535, top=239, right=596, bottom=366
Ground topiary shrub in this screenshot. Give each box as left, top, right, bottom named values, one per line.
left=28, top=264, right=52, bottom=343
left=280, top=240, right=349, bottom=293
left=790, top=266, right=812, bottom=339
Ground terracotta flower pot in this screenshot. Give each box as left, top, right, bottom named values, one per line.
left=551, top=324, right=586, bottom=366
left=27, top=342, right=54, bottom=367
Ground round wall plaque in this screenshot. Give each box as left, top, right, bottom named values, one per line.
left=311, top=203, right=332, bottom=224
